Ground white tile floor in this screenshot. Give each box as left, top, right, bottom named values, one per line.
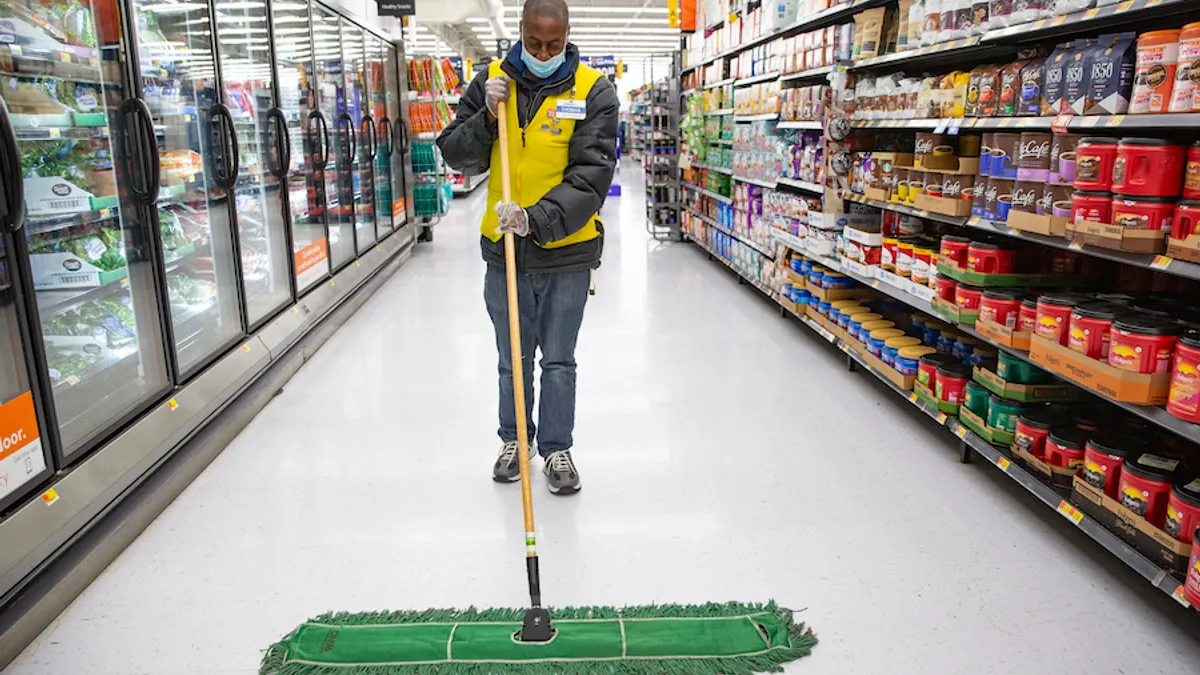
left=8, top=162, right=1200, bottom=674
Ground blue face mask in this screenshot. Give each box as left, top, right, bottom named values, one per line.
left=521, top=46, right=565, bottom=79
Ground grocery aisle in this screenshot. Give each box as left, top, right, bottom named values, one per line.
left=8, top=163, right=1200, bottom=675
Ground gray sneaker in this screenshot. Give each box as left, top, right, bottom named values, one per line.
left=493, top=441, right=536, bottom=482
left=543, top=451, right=581, bottom=494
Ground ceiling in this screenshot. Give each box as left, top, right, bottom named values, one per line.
left=405, top=0, right=679, bottom=65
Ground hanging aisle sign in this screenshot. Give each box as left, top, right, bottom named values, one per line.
left=668, top=0, right=680, bottom=28
left=377, top=0, right=416, bottom=17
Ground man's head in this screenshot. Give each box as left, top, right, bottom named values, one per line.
left=521, top=0, right=570, bottom=64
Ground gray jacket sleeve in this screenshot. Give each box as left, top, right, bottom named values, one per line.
left=527, top=77, right=619, bottom=244
left=435, top=71, right=496, bottom=175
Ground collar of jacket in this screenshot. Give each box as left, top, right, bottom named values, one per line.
left=502, top=42, right=580, bottom=96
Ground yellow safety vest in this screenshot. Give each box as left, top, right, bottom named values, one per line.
left=481, top=60, right=604, bottom=249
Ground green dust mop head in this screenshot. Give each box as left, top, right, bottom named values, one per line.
left=260, top=601, right=817, bottom=674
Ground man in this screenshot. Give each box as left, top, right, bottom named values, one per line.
left=436, top=0, right=619, bottom=494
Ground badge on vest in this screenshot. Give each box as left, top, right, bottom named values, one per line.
left=555, top=99, right=587, bottom=120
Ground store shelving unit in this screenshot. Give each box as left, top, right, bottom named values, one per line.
left=637, top=52, right=683, bottom=242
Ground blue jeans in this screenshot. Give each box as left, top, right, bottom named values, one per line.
left=484, top=265, right=590, bottom=455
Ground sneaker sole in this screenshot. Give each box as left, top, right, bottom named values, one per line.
left=547, top=483, right=581, bottom=495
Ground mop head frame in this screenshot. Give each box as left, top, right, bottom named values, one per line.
left=261, top=601, right=816, bottom=674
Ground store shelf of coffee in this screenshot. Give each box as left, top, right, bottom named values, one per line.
left=842, top=193, right=968, bottom=227
left=776, top=120, right=824, bottom=130
left=729, top=239, right=1194, bottom=610
left=686, top=233, right=777, bottom=299
left=681, top=182, right=733, bottom=204
left=849, top=113, right=1200, bottom=131
left=963, top=216, right=1200, bottom=283
left=680, top=0, right=888, bottom=76
left=689, top=211, right=775, bottom=261
left=848, top=37, right=1014, bottom=73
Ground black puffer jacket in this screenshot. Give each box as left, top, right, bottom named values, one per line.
left=436, top=43, right=619, bottom=273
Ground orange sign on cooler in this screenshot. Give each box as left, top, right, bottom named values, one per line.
left=0, top=392, right=46, bottom=501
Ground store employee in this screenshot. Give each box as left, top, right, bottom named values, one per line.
left=437, top=0, right=619, bottom=495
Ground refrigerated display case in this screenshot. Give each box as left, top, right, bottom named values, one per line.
left=367, top=36, right=392, bottom=240
left=3, top=0, right=173, bottom=459
left=132, top=2, right=247, bottom=378
left=311, top=4, right=354, bottom=271
left=341, top=24, right=374, bottom=255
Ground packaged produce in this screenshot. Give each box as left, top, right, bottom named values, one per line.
left=1130, top=30, right=1180, bottom=114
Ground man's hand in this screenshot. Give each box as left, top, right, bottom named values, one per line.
left=485, top=75, right=511, bottom=119
left=495, top=201, right=529, bottom=237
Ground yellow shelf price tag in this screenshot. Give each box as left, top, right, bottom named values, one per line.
left=1107, top=115, right=1125, bottom=127
left=8, top=45, right=22, bottom=57
left=1172, top=586, right=1192, bottom=608
left=47, top=128, right=61, bottom=138
left=1052, top=15, right=1067, bottom=25
left=1084, top=8, right=1100, bottom=18
left=1150, top=255, right=1173, bottom=270
left=1117, top=0, right=1136, bottom=10
left=1068, top=240, right=1085, bottom=251
left=936, top=413, right=948, bottom=424
left=954, top=425, right=968, bottom=439
left=908, top=392, right=920, bottom=404
left=41, top=489, right=59, bottom=506
left=1057, top=500, right=1084, bottom=525
left=997, top=456, right=1011, bottom=472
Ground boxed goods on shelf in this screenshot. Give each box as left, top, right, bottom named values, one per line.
left=1072, top=474, right=1193, bottom=577
left=1030, top=333, right=1172, bottom=404
left=974, top=363, right=1074, bottom=402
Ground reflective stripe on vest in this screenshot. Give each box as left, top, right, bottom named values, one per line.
left=480, top=60, right=604, bottom=249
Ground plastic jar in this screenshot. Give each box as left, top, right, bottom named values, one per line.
left=1111, top=195, right=1176, bottom=232
left=1131, top=31, right=1181, bottom=115
left=1168, top=332, right=1200, bottom=422
left=1112, top=139, right=1185, bottom=198
left=919, top=353, right=958, bottom=390
left=970, top=345, right=999, bottom=369
left=997, top=349, right=1050, bottom=384
left=896, top=345, right=937, bottom=376
left=881, top=237, right=899, bottom=271
left=1165, top=477, right=1200, bottom=543
left=955, top=284, right=983, bottom=312
left=868, top=328, right=905, bottom=357
left=912, top=243, right=934, bottom=284
left=979, top=289, right=1023, bottom=329
left=1074, top=137, right=1119, bottom=192
left=987, top=395, right=1026, bottom=433
left=909, top=317, right=927, bottom=339
left=940, top=235, right=971, bottom=269
left=1044, top=426, right=1088, bottom=471
left=1068, top=302, right=1118, bottom=360
left=967, top=242, right=1015, bottom=274
left=1071, top=190, right=1113, bottom=225
left=937, top=331, right=959, bottom=356
left=848, top=312, right=883, bottom=341
left=953, top=337, right=979, bottom=363
left=822, top=272, right=854, bottom=289
left=922, top=321, right=949, bottom=347
left=1035, top=293, right=1085, bottom=346
left=1185, top=143, right=1200, bottom=199
left=896, top=238, right=918, bottom=278
left=1170, top=24, right=1200, bottom=112
left=935, top=362, right=973, bottom=409
left=1109, top=315, right=1179, bottom=374
left=935, top=276, right=958, bottom=302
left=883, top=336, right=922, bottom=366
left=1019, top=297, right=1038, bottom=333
left=1172, top=200, right=1200, bottom=241
left=1083, top=433, right=1145, bottom=499
left=809, top=270, right=825, bottom=288
left=1014, top=408, right=1057, bottom=459
left=817, top=301, right=832, bottom=317
left=1119, top=453, right=1182, bottom=526
left=836, top=305, right=866, bottom=330
left=860, top=319, right=896, bottom=337
left=963, top=380, right=991, bottom=417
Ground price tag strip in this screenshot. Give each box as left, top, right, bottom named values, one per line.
left=1056, top=500, right=1085, bottom=525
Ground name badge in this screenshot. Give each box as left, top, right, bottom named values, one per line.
left=555, top=99, right=587, bottom=120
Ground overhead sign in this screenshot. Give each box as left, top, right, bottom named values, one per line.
left=582, top=55, right=616, bottom=68
left=377, top=0, right=415, bottom=17
left=668, top=0, right=679, bottom=28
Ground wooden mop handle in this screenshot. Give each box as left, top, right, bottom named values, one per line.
left=496, top=102, right=538, bottom=556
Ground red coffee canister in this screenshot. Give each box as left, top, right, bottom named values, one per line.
left=939, top=235, right=971, bottom=269
left=1019, top=297, right=1038, bottom=333
left=1165, top=476, right=1200, bottom=543
left=979, top=289, right=1023, bottom=329
left=1072, top=190, right=1113, bottom=225
left=1109, top=315, right=1180, bottom=374
left=1168, top=331, right=1200, bottom=423
left=935, top=276, right=958, bottom=302
left=935, top=362, right=972, bottom=409
left=1186, top=525, right=1200, bottom=608
left=1013, top=408, right=1056, bottom=460
left=966, top=242, right=1015, bottom=274
left=1083, top=433, right=1145, bottom=499
left=918, top=353, right=957, bottom=391
left=955, top=284, right=983, bottom=311
left=1184, top=141, right=1200, bottom=200
left=1036, top=293, right=1085, bottom=346
left=1118, top=452, right=1182, bottom=527
left=1067, top=302, right=1118, bottom=360
left=1112, top=138, right=1185, bottom=198
left=1172, top=200, right=1200, bottom=241
left=1111, top=195, right=1176, bottom=232
left=1044, top=426, right=1087, bottom=471
left=1074, top=137, right=1120, bottom=192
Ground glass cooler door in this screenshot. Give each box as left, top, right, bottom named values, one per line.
left=3, top=0, right=171, bottom=458
left=367, top=35, right=393, bottom=239
left=341, top=24, right=373, bottom=254
left=311, top=5, right=353, bottom=271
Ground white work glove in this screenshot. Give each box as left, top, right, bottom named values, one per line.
left=485, top=75, right=511, bottom=117
left=495, top=201, right=529, bottom=237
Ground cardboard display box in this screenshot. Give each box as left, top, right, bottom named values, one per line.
left=786, top=267, right=807, bottom=287
left=973, top=318, right=1032, bottom=351
left=936, top=262, right=1082, bottom=288
left=931, top=296, right=979, bottom=325
left=1068, top=220, right=1166, bottom=254
left=1028, top=334, right=1170, bottom=405
left=806, top=306, right=850, bottom=342
left=914, top=380, right=959, bottom=414
left=864, top=186, right=891, bottom=202
left=806, top=282, right=870, bottom=303
left=1166, top=233, right=1200, bottom=264
left=973, top=366, right=1074, bottom=403
left=1071, top=476, right=1192, bottom=578
left=846, top=342, right=917, bottom=391
left=780, top=297, right=801, bottom=317
left=1011, top=442, right=1077, bottom=493
left=916, top=157, right=981, bottom=175
left=914, top=192, right=973, bottom=217
left=1006, top=210, right=1069, bottom=238
left=959, top=407, right=1015, bottom=447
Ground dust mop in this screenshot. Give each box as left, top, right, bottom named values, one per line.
left=259, top=92, right=817, bottom=675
